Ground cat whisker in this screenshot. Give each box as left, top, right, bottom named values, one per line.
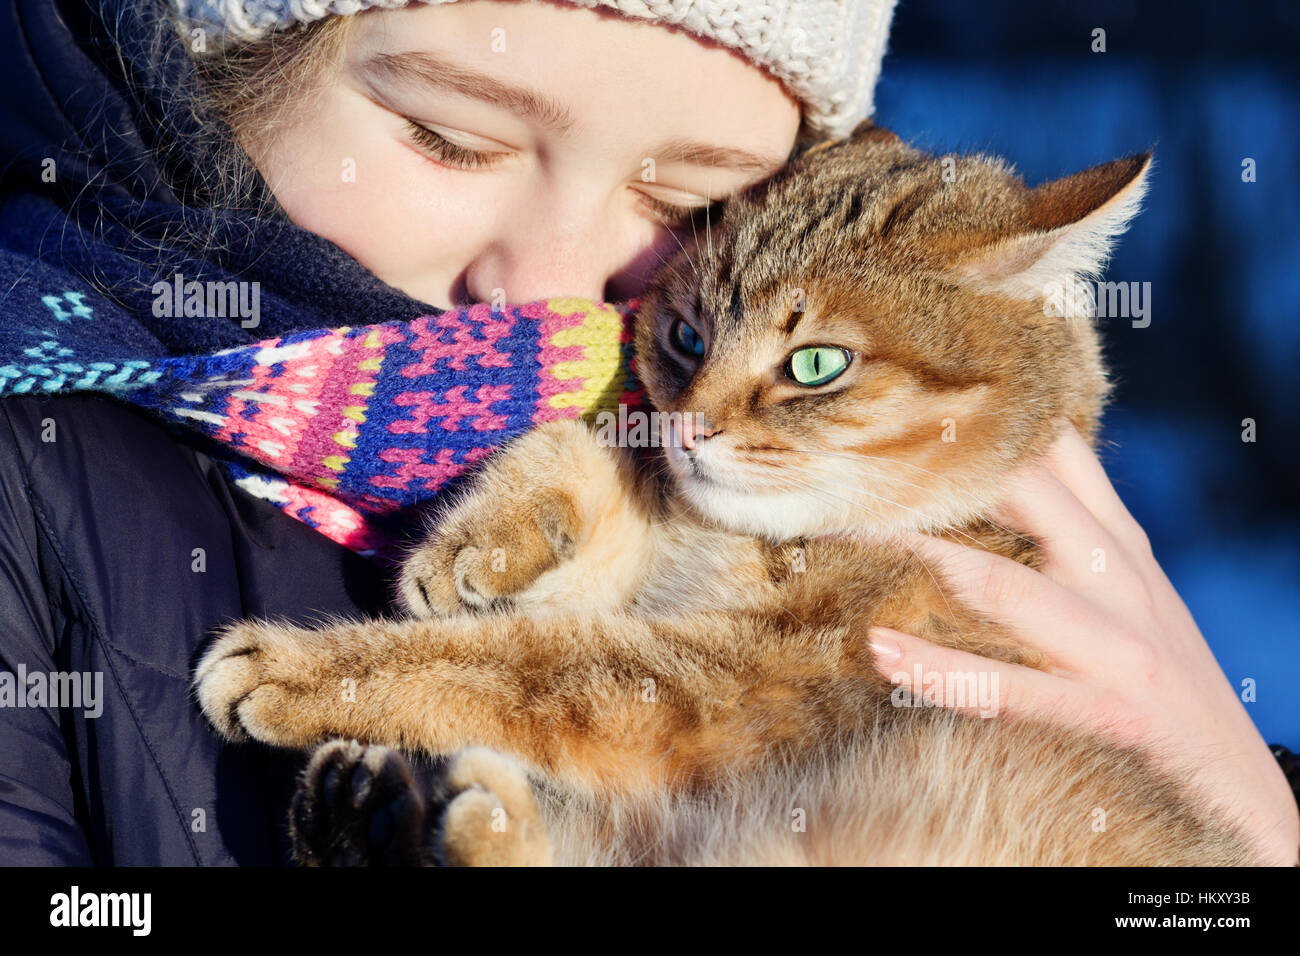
left=749, top=443, right=985, bottom=517
left=759, top=469, right=884, bottom=523
left=782, top=448, right=1036, bottom=548
left=662, top=219, right=699, bottom=278
left=742, top=449, right=946, bottom=501
left=759, top=463, right=993, bottom=553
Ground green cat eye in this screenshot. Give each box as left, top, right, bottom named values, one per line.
left=671, top=318, right=706, bottom=358
left=787, top=346, right=851, bottom=386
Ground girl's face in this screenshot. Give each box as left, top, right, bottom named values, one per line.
left=247, top=0, right=802, bottom=310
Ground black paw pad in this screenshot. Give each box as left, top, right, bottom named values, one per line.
left=289, top=740, right=430, bottom=867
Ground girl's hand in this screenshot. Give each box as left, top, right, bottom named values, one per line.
left=869, top=424, right=1300, bottom=865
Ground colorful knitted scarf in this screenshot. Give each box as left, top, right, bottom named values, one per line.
left=0, top=0, right=653, bottom=564
left=0, top=191, right=644, bottom=562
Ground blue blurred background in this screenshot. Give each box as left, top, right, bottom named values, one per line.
left=877, top=0, right=1299, bottom=741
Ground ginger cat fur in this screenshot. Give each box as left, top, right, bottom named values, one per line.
left=195, top=122, right=1263, bottom=866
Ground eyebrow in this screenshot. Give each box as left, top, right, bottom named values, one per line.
left=361, top=51, right=787, bottom=174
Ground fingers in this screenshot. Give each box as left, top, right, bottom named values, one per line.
left=1036, top=425, right=1153, bottom=560
left=899, top=531, right=1102, bottom=673
left=977, top=427, right=1160, bottom=613
left=868, top=625, right=1082, bottom=724
left=990, top=463, right=1137, bottom=600
left=975, top=424, right=1157, bottom=599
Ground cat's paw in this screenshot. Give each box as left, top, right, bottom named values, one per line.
left=433, top=747, right=554, bottom=866
left=290, top=740, right=431, bottom=866
left=194, top=620, right=330, bottom=747
left=400, top=486, right=582, bottom=617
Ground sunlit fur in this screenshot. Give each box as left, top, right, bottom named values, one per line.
left=195, top=124, right=1263, bottom=865
left=635, top=127, right=1130, bottom=540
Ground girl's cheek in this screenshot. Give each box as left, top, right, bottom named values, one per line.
left=254, top=91, right=486, bottom=301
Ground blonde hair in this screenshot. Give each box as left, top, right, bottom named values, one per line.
left=164, top=11, right=354, bottom=215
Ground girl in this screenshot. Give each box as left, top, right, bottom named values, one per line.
left=0, top=0, right=1293, bottom=865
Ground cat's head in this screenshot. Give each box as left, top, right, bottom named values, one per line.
left=635, top=122, right=1151, bottom=540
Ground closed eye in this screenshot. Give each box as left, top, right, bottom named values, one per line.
left=404, top=120, right=509, bottom=170
left=637, top=193, right=727, bottom=231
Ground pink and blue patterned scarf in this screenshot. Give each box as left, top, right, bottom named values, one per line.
left=0, top=192, right=643, bottom=560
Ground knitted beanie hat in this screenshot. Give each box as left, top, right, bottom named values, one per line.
left=173, top=0, right=898, bottom=140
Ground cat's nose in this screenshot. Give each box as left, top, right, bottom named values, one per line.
left=678, top=415, right=719, bottom=451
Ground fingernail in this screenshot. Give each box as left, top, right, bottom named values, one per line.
left=868, top=627, right=903, bottom=663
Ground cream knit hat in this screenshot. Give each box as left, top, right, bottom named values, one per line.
left=173, top=0, right=897, bottom=140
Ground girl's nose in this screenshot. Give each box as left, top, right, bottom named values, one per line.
left=461, top=189, right=691, bottom=307
left=464, top=255, right=608, bottom=306
left=462, top=196, right=616, bottom=306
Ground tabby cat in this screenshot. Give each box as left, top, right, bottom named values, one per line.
left=195, top=121, right=1261, bottom=865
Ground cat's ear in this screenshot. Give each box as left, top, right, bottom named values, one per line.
left=953, top=152, right=1153, bottom=302
left=798, top=119, right=901, bottom=161
left=848, top=119, right=902, bottom=145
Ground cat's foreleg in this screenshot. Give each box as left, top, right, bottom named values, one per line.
left=400, top=419, right=656, bottom=616
left=193, top=609, right=862, bottom=794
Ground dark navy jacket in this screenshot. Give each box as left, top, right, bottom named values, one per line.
left=0, top=0, right=409, bottom=864
left=0, top=394, right=395, bottom=864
